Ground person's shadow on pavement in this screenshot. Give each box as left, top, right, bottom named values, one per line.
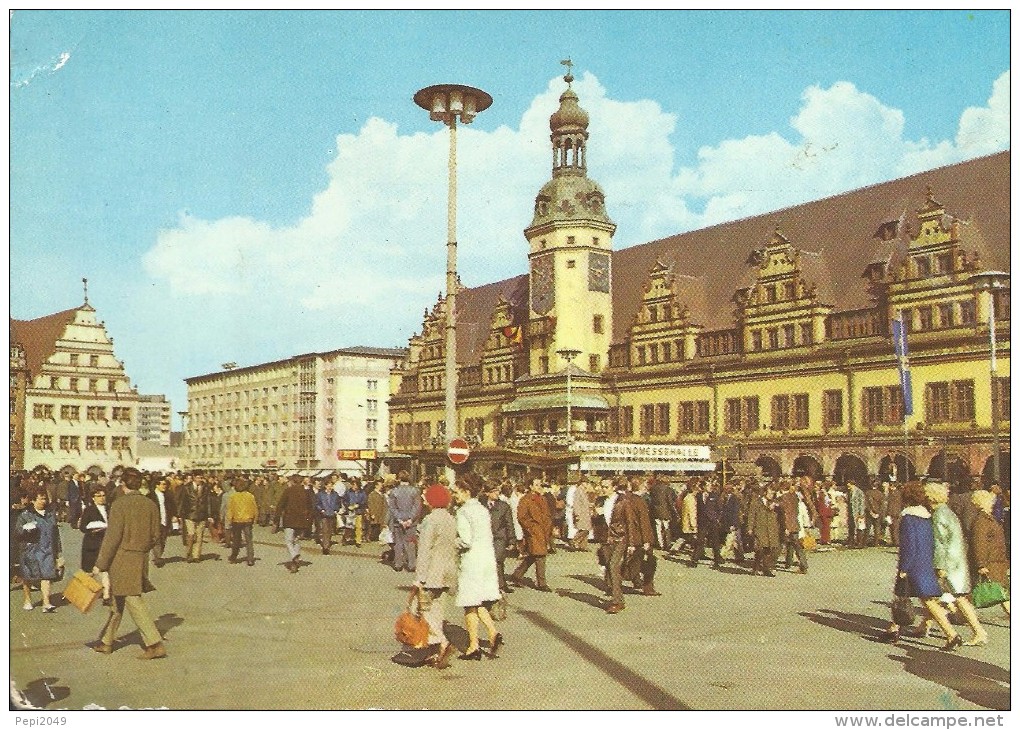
left=889, top=645, right=1010, bottom=711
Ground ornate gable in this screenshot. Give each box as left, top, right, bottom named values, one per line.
left=736, top=229, right=832, bottom=353
left=736, top=229, right=819, bottom=312
left=625, top=260, right=702, bottom=367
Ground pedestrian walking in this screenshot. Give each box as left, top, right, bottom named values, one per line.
left=484, top=482, right=515, bottom=594
left=147, top=478, right=175, bottom=568
left=846, top=481, right=866, bottom=548
left=227, top=480, right=258, bottom=566
left=15, top=488, right=63, bottom=612
left=509, top=479, right=553, bottom=592
left=178, top=474, right=213, bottom=563
left=315, top=480, right=342, bottom=554
left=91, top=468, right=167, bottom=659
left=453, top=477, right=503, bottom=660
left=343, top=478, right=368, bottom=547
left=781, top=482, right=810, bottom=573
left=414, top=484, right=458, bottom=669
left=919, top=482, right=988, bottom=645
left=80, top=487, right=109, bottom=573
left=882, top=481, right=962, bottom=651
left=745, top=484, right=780, bottom=577
left=275, top=475, right=314, bottom=573
left=969, top=490, right=1010, bottom=617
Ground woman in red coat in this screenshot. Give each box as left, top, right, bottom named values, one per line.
left=508, top=480, right=552, bottom=592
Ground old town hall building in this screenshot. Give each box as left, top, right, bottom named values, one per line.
left=389, top=73, right=1010, bottom=486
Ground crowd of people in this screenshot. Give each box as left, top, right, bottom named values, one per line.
left=9, top=464, right=1011, bottom=665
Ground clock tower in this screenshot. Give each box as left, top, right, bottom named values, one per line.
left=524, top=65, right=616, bottom=374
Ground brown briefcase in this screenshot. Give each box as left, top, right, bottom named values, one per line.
left=63, top=570, right=103, bottom=614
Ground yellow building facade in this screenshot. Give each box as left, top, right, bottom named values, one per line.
left=390, top=74, right=1009, bottom=486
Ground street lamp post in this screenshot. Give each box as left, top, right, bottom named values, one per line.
left=970, top=271, right=1009, bottom=485
left=557, top=348, right=582, bottom=440
left=414, top=84, right=492, bottom=482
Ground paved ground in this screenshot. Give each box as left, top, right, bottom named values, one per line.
left=9, top=524, right=1011, bottom=711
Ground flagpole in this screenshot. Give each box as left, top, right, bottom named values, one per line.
left=893, top=309, right=912, bottom=481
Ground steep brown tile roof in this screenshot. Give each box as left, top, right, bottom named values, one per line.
left=611, top=151, right=1009, bottom=340
left=10, top=307, right=79, bottom=378
left=455, top=274, right=529, bottom=365
left=448, top=151, right=1008, bottom=363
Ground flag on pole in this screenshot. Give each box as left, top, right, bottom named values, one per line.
left=891, top=311, right=913, bottom=416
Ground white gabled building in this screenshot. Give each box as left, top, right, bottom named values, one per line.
left=10, top=299, right=140, bottom=473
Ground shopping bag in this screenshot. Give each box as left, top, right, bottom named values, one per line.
left=62, top=570, right=103, bottom=614
left=394, top=587, right=430, bottom=648
left=971, top=577, right=1009, bottom=609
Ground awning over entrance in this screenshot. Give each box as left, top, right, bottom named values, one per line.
left=501, top=392, right=610, bottom=413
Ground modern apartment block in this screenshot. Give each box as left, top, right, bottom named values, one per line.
left=137, top=393, right=172, bottom=446
left=184, top=346, right=407, bottom=472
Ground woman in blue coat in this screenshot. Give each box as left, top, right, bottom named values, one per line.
left=15, top=488, right=63, bottom=612
left=883, top=481, right=961, bottom=650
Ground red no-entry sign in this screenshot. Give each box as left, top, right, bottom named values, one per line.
left=447, top=438, right=470, bottom=465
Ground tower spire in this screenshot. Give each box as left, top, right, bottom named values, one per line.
left=560, top=58, right=574, bottom=86
left=82, top=277, right=89, bottom=305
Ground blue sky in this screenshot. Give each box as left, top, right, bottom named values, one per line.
left=9, top=10, right=1010, bottom=427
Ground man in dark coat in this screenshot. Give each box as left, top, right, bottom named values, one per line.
left=865, top=481, right=885, bottom=546
left=648, top=477, right=676, bottom=550
left=178, top=474, right=213, bottom=563
left=484, top=482, right=516, bottom=594
left=79, top=486, right=109, bottom=573
left=626, top=485, right=660, bottom=596
left=745, top=485, right=781, bottom=577
left=66, top=472, right=85, bottom=528
left=92, top=468, right=166, bottom=659
left=884, top=482, right=903, bottom=547
left=147, top=478, right=176, bottom=568
left=691, top=484, right=723, bottom=568
left=603, top=480, right=649, bottom=613
left=275, top=475, right=314, bottom=573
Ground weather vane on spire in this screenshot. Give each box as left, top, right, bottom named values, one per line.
left=560, top=58, right=574, bottom=85
left=82, top=277, right=89, bottom=304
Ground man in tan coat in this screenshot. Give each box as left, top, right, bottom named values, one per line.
left=92, top=467, right=166, bottom=659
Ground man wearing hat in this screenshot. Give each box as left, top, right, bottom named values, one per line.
left=92, top=467, right=166, bottom=660
left=415, top=484, right=458, bottom=669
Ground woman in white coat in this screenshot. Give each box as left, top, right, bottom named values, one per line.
left=923, top=482, right=988, bottom=645
left=453, top=475, right=504, bottom=660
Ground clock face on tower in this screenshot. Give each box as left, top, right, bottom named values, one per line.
left=589, top=252, right=610, bottom=293
left=531, top=255, right=555, bottom=315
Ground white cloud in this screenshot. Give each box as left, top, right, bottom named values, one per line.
left=10, top=50, right=71, bottom=88
left=142, top=70, right=1010, bottom=367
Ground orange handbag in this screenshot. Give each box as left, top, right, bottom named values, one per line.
left=394, top=586, right=430, bottom=648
